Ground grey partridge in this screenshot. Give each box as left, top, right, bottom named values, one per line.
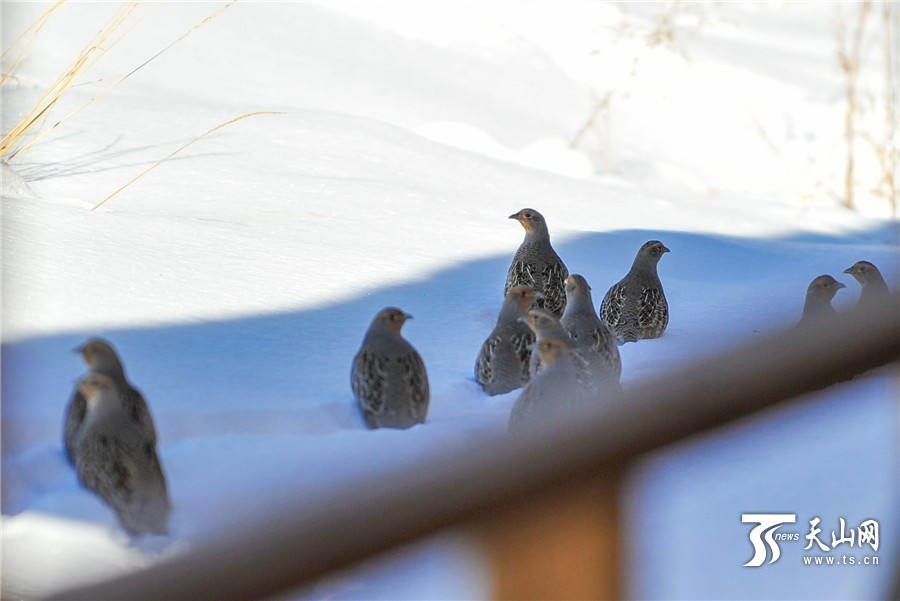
left=600, top=240, right=670, bottom=343
left=505, top=208, right=569, bottom=317
left=64, top=339, right=157, bottom=466
left=475, top=286, right=537, bottom=396
left=509, top=338, right=599, bottom=433
left=351, top=308, right=429, bottom=429
left=73, top=373, right=170, bottom=535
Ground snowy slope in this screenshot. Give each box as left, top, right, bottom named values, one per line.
left=2, top=2, right=898, bottom=600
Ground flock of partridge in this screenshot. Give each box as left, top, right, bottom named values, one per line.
left=350, top=208, right=671, bottom=433
left=63, top=208, right=889, bottom=536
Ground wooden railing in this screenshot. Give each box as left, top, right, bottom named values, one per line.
left=51, top=294, right=900, bottom=600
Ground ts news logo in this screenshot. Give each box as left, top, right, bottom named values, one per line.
left=741, top=513, right=799, bottom=567
left=742, top=513, right=880, bottom=567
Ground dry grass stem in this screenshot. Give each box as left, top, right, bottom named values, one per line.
left=1, top=1, right=66, bottom=86
left=2, top=0, right=235, bottom=161
left=1, top=1, right=141, bottom=158
left=91, top=111, right=285, bottom=212
left=881, top=0, right=898, bottom=216
left=836, top=0, right=874, bottom=211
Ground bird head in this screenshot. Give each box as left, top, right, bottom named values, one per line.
left=807, top=275, right=846, bottom=301
left=639, top=240, right=670, bottom=260
left=507, top=286, right=536, bottom=313
left=77, top=372, right=118, bottom=403
left=535, top=338, right=568, bottom=367
left=508, top=208, right=546, bottom=234
left=565, top=274, right=591, bottom=296
left=843, top=260, right=878, bottom=285
left=75, top=338, right=126, bottom=378
left=373, top=307, right=412, bottom=335
left=523, top=308, right=561, bottom=336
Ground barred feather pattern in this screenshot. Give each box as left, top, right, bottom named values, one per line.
left=351, top=351, right=388, bottom=417
left=638, top=287, right=669, bottom=335
left=77, top=437, right=169, bottom=535
left=75, top=402, right=170, bottom=536
left=475, top=336, right=498, bottom=386
left=351, top=346, right=429, bottom=429
left=64, top=381, right=157, bottom=466
left=505, top=250, right=568, bottom=316
left=571, top=325, right=621, bottom=379
left=599, top=283, right=626, bottom=331
left=475, top=329, right=535, bottom=396
left=600, top=281, right=668, bottom=342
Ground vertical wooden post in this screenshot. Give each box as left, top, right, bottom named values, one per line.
left=471, top=472, right=620, bottom=600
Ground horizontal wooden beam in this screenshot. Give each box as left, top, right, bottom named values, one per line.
left=51, top=294, right=900, bottom=601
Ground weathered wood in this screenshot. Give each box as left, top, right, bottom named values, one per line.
left=50, top=295, right=900, bottom=601
left=472, top=471, right=620, bottom=601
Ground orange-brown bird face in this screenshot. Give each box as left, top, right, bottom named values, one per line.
left=807, top=275, right=846, bottom=296
left=508, top=208, right=544, bottom=233
left=536, top=339, right=566, bottom=366
left=508, top=286, right=535, bottom=310
left=565, top=275, right=590, bottom=295
left=77, top=372, right=116, bottom=399
left=75, top=338, right=116, bottom=367
left=843, top=261, right=876, bottom=284
left=525, top=309, right=556, bottom=334
left=375, top=307, right=412, bottom=334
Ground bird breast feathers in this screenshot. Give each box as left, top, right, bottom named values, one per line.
left=353, top=349, right=428, bottom=415
left=638, top=287, right=668, bottom=328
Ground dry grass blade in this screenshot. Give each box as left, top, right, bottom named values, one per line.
left=82, top=2, right=163, bottom=75
left=6, top=1, right=153, bottom=160
left=6, top=1, right=235, bottom=162
left=0, top=1, right=141, bottom=157
left=91, top=111, right=285, bottom=212
left=1, top=0, right=66, bottom=86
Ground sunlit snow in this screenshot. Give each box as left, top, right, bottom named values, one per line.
left=2, top=2, right=897, bottom=599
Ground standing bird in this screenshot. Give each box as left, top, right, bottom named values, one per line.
left=843, top=261, right=890, bottom=307
left=64, top=339, right=157, bottom=466
left=561, top=274, right=622, bottom=385
left=524, top=308, right=572, bottom=378
left=797, top=275, right=846, bottom=325
left=524, top=307, right=620, bottom=395
left=351, top=308, right=429, bottom=429
left=475, top=286, right=537, bottom=396
left=509, top=338, right=598, bottom=433
left=73, top=373, right=170, bottom=536
left=505, top=208, right=569, bottom=317
left=600, top=240, right=670, bottom=343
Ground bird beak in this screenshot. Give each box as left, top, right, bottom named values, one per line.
left=842, top=267, right=854, bottom=275
left=662, top=245, right=671, bottom=253
left=404, top=312, right=414, bottom=320
left=508, top=212, right=520, bottom=220
left=72, top=344, right=84, bottom=354
left=835, top=282, right=847, bottom=289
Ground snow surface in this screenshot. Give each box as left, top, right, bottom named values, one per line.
left=2, top=1, right=898, bottom=599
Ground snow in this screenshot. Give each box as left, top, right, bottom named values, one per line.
left=2, top=1, right=898, bottom=599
